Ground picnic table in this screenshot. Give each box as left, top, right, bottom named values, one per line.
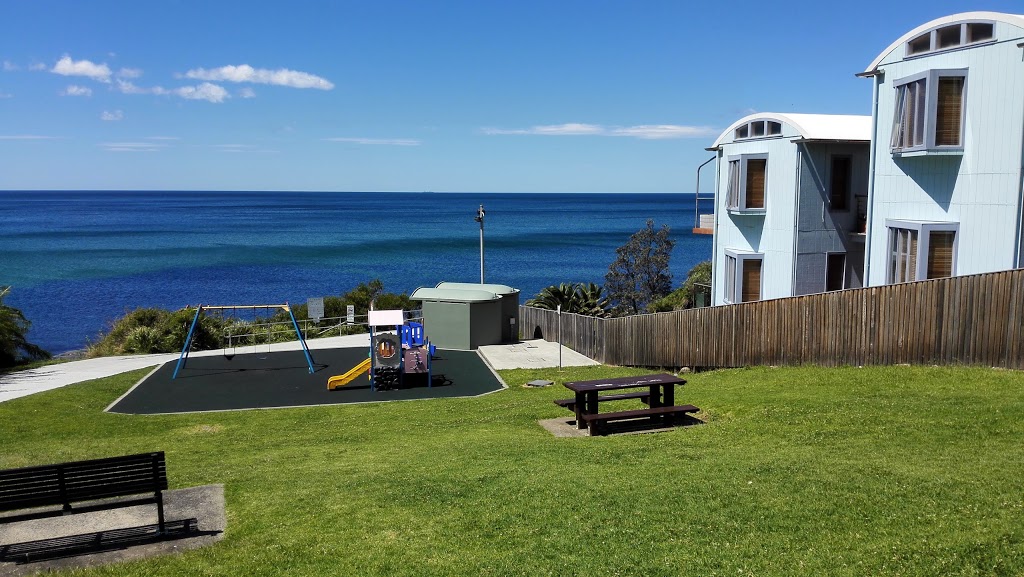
left=557, top=373, right=698, bottom=435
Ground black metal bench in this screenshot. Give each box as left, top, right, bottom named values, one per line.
left=553, top=391, right=651, bottom=412
left=0, top=451, right=188, bottom=560
left=580, top=404, right=700, bottom=436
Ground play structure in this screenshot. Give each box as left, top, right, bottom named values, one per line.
left=172, top=304, right=316, bottom=379
left=328, top=309, right=436, bottom=391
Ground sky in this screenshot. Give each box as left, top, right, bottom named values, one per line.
left=1, top=0, right=1021, bottom=193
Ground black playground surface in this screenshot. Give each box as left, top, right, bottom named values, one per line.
left=107, top=347, right=505, bottom=414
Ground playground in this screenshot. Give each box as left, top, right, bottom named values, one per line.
left=108, top=346, right=503, bottom=414
left=106, top=304, right=505, bottom=415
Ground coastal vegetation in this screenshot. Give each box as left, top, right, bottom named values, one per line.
left=649, top=260, right=712, bottom=312
left=1, top=363, right=1021, bottom=575
left=524, top=282, right=611, bottom=317
left=85, top=280, right=412, bottom=357
left=605, top=219, right=675, bottom=315
left=0, top=286, right=50, bottom=368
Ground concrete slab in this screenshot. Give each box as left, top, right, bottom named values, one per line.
left=0, top=484, right=225, bottom=576
left=477, top=339, right=599, bottom=370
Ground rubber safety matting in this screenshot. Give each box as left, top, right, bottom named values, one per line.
left=107, top=347, right=504, bottom=414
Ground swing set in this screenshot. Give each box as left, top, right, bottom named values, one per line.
left=172, top=304, right=316, bottom=379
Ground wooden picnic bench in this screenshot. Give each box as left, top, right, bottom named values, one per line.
left=581, top=404, right=700, bottom=436
left=552, top=391, right=650, bottom=412
left=0, top=451, right=196, bottom=562
left=559, top=373, right=699, bottom=436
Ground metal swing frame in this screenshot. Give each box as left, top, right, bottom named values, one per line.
left=172, top=303, right=316, bottom=379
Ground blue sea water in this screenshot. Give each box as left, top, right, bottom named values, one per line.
left=1, top=191, right=712, bottom=354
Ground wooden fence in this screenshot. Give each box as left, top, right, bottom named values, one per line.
left=518, top=268, right=1024, bottom=370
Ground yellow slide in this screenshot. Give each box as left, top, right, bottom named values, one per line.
left=327, top=358, right=371, bottom=390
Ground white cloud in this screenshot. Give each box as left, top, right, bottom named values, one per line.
left=145, top=136, right=180, bottom=141
left=51, top=55, right=111, bottom=83
left=184, top=64, right=333, bottom=90
left=238, top=87, right=256, bottom=98
left=99, top=141, right=165, bottom=152
left=28, top=62, right=47, bottom=71
left=324, top=137, right=421, bottom=146
left=117, top=79, right=229, bottom=103
left=62, top=85, right=92, bottom=97
left=117, top=67, right=142, bottom=79
left=483, top=122, right=717, bottom=139
left=116, top=79, right=154, bottom=95
left=610, top=125, right=718, bottom=139
left=2, top=61, right=18, bottom=72
left=0, top=91, right=11, bottom=99
left=174, top=82, right=229, bottom=103
left=100, top=110, right=124, bottom=121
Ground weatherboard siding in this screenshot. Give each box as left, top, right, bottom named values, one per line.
left=712, top=127, right=800, bottom=305
left=866, top=19, right=1024, bottom=285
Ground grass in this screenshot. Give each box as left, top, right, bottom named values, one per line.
left=2, top=364, right=1023, bottom=576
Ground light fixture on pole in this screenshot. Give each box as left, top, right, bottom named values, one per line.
left=474, top=204, right=485, bottom=283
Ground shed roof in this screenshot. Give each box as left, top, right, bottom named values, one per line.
left=709, top=113, right=872, bottom=150
left=410, top=287, right=500, bottom=303
left=435, top=282, right=520, bottom=295
left=862, top=11, right=1024, bottom=74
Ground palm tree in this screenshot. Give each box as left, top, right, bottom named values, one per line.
left=526, top=282, right=611, bottom=318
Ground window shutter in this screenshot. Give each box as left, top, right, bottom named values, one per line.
left=927, top=231, right=955, bottom=278
left=745, top=159, right=766, bottom=209
left=725, top=256, right=736, bottom=302
left=911, top=80, right=926, bottom=146
left=726, top=160, right=740, bottom=209
left=741, top=259, right=761, bottom=302
left=935, top=77, right=964, bottom=146
left=907, top=230, right=918, bottom=282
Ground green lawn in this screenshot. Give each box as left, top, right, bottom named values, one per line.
left=2, top=364, right=1023, bottom=576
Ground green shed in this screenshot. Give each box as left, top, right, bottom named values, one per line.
left=410, top=285, right=512, bottom=350
left=433, top=282, right=520, bottom=343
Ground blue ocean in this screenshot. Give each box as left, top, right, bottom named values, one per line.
left=1, top=191, right=712, bottom=354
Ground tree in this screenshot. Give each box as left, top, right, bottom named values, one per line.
left=604, top=219, right=674, bottom=316
left=0, top=287, right=50, bottom=368
left=525, top=282, right=611, bottom=318
left=649, top=260, right=712, bottom=312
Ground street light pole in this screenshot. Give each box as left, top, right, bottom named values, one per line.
left=474, top=204, right=485, bottom=283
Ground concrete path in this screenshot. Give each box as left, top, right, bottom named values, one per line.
left=476, top=339, right=599, bottom=370
left=0, top=335, right=598, bottom=404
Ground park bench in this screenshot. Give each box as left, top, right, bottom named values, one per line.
left=0, top=451, right=195, bottom=562
left=553, top=391, right=651, bottom=412
left=580, top=404, right=700, bottom=436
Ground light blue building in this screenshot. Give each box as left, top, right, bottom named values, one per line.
left=860, top=12, right=1024, bottom=285
left=708, top=113, right=871, bottom=305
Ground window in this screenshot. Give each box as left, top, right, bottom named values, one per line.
left=829, top=156, right=851, bottom=211
left=905, top=21, right=994, bottom=57
left=724, top=251, right=763, bottom=303
left=889, top=228, right=919, bottom=283
left=891, top=70, right=967, bottom=153
left=886, top=221, right=958, bottom=284
left=734, top=120, right=783, bottom=141
left=726, top=154, right=767, bottom=212
left=825, top=253, right=846, bottom=292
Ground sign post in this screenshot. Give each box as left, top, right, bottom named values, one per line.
left=557, top=304, right=562, bottom=371
left=307, top=297, right=324, bottom=322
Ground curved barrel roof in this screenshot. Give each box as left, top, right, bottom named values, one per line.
left=710, top=113, right=871, bottom=150
left=410, top=287, right=500, bottom=303
left=862, top=11, right=1024, bottom=74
